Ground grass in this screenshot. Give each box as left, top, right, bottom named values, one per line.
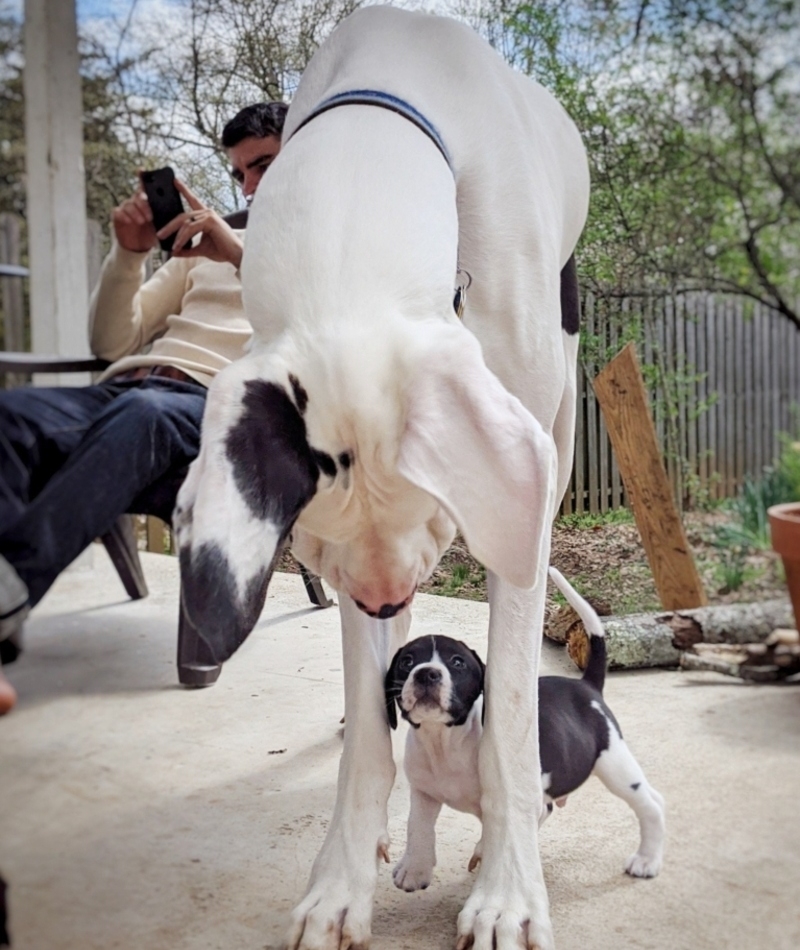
left=711, top=439, right=800, bottom=555
left=712, top=550, right=761, bottom=593
left=424, top=559, right=487, bottom=599
left=557, top=507, right=634, bottom=530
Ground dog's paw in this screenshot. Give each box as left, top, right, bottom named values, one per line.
left=392, top=852, right=434, bottom=891
left=625, top=851, right=663, bottom=879
left=456, top=883, right=554, bottom=950
left=285, top=882, right=373, bottom=950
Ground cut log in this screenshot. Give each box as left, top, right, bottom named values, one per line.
left=547, top=598, right=795, bottom=671
left=565, top=614, right=682, bottom=670
left=546, top=604, right=582, bottom=644
left=664, top=601, right=796, bottom=646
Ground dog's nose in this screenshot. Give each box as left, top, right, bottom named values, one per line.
left=376, top=601, right=406, bottom=619
left=354, top=597, right=412, bottom=619
left=414, top=667, right=442, bottom=687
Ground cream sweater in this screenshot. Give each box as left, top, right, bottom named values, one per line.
left=88, top=236, right=252, bottom=388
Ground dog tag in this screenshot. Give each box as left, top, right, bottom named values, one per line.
left=453, top=285, right=466, bottom=319
left=453, top=268, right=472, bottom=320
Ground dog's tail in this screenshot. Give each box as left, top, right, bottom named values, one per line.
left=548, top=566, right=606, bottom=692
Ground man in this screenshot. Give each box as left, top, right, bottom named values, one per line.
left=0, top=101, right=288, bottom=714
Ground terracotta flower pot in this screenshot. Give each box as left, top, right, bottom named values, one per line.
left=768, top=502, right=800, bottom=631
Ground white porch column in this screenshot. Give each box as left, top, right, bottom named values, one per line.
left=23, top=0, right=89, bottom=360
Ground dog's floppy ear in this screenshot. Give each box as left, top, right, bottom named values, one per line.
left=470, top=647, right=486, bottom=688
left=469, top=647, right=486, bottom=726
left=383, top=650, right=402, bottom=730
left=176, top=371, right=319, bottom=663
left=398, top=328, right=556, bottom=589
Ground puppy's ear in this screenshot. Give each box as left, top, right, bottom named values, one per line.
left=383, top=652, right=401, bottom=730
left=469, top=648, right=486, bottom=726
left=470, top=647, right=486, bottom=689
left=398, top=328, right=556, bottom=590
left=176, top=369, right=319, bottom=663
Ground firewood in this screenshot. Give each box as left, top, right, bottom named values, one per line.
left=678, top=626, right=800, bottom=682
left=549, top=598, right=795, bottom=672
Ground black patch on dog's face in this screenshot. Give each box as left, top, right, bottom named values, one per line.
left=225, top=380, right=319, bottom=524
left=181, top=379, right=322, bottom=662
left=312, top=449, right=337, bottom=478
left=288, top=373, right=308, bottom=414
left=338, top=451, right=352, bottom=469
left=560, top=254, right=580, bottom=335
left=384, top=635, right=485, bottom=730
left=180, top=540, right=281, bottom=663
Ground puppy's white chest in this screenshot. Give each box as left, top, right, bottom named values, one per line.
left=404, top=723, right=482, bottom=817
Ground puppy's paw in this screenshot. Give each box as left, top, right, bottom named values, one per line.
left=392, top=852, right=434, bottom=891
left=625, top=851, right=663, bottom=878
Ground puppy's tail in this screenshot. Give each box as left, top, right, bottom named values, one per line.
left=548, top=566, right=606, bottom=692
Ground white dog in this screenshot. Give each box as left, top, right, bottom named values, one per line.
left=175, top=6, right=589, bottom=949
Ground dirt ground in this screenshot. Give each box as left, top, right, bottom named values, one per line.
left=279, top=509, right=787, bottom=617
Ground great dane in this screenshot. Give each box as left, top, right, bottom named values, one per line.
left=175, top=6, right=589, bottom=948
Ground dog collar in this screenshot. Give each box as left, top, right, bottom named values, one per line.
left=289, top=89, right=453, bottom=172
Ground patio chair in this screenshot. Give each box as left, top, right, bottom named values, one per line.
left=0, top=229, right=333, bottom=687
left=0, top=355, right=334, bottom=686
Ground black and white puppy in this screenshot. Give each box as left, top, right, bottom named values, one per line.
left=384, top=567, right=666, bottom=891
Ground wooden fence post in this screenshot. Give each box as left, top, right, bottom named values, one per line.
left=146, top=516, right=171, bottom=555
left=0, top=213, right=27, bottom=388
left=593, top=341, right=707, bottom=610
left=86, top=217, right=104, bottom=295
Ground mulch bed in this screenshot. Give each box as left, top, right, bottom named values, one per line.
left=280, top=510, right=786, bottom=617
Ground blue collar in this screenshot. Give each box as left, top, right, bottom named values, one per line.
left=289, top=89, right=453, bottom=172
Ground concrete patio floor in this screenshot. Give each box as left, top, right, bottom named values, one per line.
left=1, top=548, right=799, bottom=950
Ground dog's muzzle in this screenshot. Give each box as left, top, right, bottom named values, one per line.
left=411, top=665, right=444, bottom=705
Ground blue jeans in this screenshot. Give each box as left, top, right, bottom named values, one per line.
left=0, top=377, right=206, bottom=607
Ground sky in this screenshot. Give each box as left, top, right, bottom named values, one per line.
left=68, top=0, right=446, bottom=27
left=5, top=0, right=187, bottom=27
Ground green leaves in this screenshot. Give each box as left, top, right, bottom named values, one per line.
left=470, top=0, right=800, bottom=327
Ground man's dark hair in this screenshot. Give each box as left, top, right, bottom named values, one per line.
left=222, top=102, right=289, bottom=148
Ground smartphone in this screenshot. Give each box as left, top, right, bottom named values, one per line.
left=141, top=167, right=185, bottom=252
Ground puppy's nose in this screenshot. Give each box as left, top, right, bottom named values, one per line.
left=414, top=667, right=442, bottom=687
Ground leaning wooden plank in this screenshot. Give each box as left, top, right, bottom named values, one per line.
left=593, top=341, right=707, bottom=609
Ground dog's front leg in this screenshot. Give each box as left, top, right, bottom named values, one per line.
left=287, top=594, right=410, bottom=950
left=393, top=787, right=442, bottom=892
left=457, top=571, right=554, bottom=950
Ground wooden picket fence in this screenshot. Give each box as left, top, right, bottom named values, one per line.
left=3, top=210, right=798, bottom=518
left=562, top=291, right=800, bottom=515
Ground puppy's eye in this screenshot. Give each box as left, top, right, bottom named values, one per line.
left=450, top=656, right=466, bottom=669
left=399, top=655, right=415, bottom=670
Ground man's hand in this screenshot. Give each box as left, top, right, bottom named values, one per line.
left=157, top=180, right=244, bottom=269
left=112, top=189, right=158, bottom=253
